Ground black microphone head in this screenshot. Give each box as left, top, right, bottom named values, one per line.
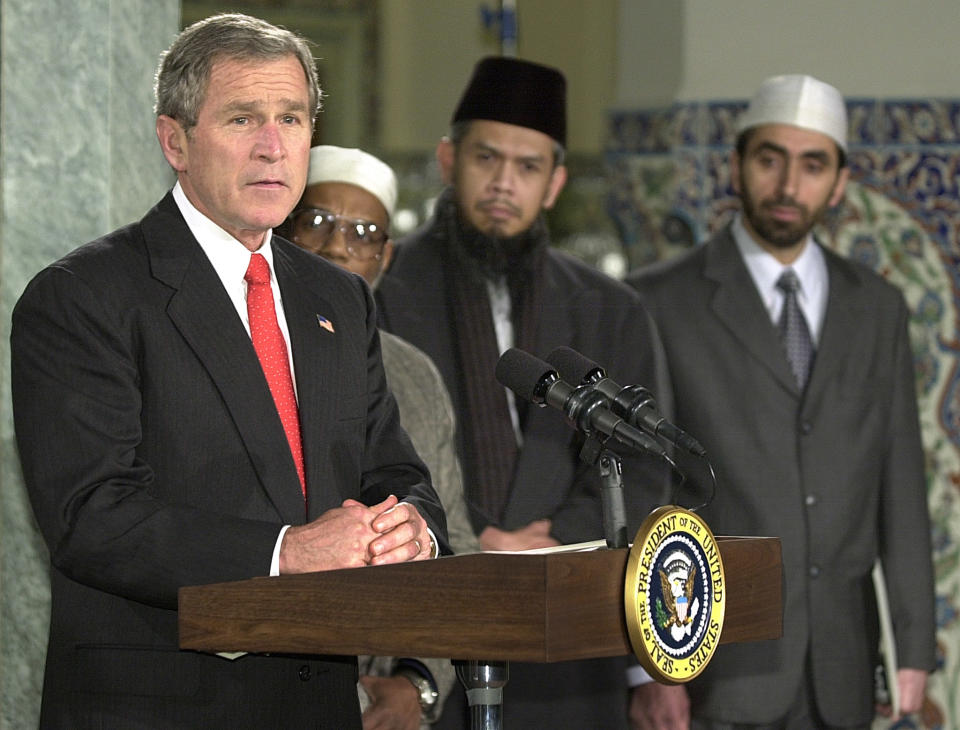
left=495, top=348, right=557, bottom=404
left=546, top=346, right=604, bottom=384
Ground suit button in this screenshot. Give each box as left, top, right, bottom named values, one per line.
left=299, top=665, right=311, bottom=681
left=805, top=494, right=816, bottom=507
left=809, top=565, right=820, bottom=578
left=800, top=421, right=813, bottom=435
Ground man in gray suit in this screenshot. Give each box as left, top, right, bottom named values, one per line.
left=286, top=144, right=481, bottom=730
left=627, top=75, right=936, bottom=729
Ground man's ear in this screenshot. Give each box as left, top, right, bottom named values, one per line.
left=156, top=115, right=189, bottom=172
left=379, top=239, right=395, bottom=272
left=436, top=137, right=455, bottom=186
left=828, top=166, right=850, bottom=207
left=541, top=164, right=568, bottom=210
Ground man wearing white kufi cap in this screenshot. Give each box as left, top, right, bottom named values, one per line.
left=286, top=145, right=481, bottom=730
left=628, top=75, right=935, bottom=728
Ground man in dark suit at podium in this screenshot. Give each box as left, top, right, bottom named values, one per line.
left=11, top=13, right=445, bottom=729
left=628, top=74, right=936, bottom=729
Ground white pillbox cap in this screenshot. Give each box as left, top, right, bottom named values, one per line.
left=307, top=145, right=398, bottom=219
left=736, top=74, right=847, bottom=153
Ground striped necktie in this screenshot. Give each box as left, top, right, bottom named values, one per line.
left=776, top=268, right=815, bottom=390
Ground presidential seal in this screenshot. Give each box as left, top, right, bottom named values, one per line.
left=624, top=505, right=726, bottom=683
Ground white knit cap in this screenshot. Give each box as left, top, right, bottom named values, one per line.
left=736, top=74, right=848, bottom=153
left=306, top=145, right=398, bottom=219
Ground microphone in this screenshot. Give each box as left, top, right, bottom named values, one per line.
left=494, top=348, right=668, bottom=459
left=546, top=346, right=706, bottom=457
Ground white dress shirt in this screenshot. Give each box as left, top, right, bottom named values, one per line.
left=731, top=212, right=828, bottom=345
left=487, top=277, right=524, bottom=446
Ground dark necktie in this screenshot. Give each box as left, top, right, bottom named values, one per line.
left=776, top=269, right=815, bottom=390
left=245, top=253, right=306, bottom=496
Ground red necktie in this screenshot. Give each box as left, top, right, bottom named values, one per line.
left=244, top=253, right=306, bottom=497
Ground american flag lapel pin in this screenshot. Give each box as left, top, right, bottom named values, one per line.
left=316, top=314, right=335, bottom=333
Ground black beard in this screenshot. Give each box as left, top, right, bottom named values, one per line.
left=741, top=193, right=811, bottom=249
left=445, top=194, right=547, bottom=286
left=738, top=168, right=832, bottom=250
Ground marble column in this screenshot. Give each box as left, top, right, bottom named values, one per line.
left=0, top=2, right=178, bottom=727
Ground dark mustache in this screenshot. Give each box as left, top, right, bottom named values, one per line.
left=762, top=196, right=807, bottom=214
left=477, top=198, right=522, bottom=216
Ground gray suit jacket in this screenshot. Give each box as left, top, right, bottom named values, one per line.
left=380, top=330, right=480, bottom=557
left=628, top=225, right=936, bottom=726
left=359, top=331, right=480, bottom=727
left=11, top=193, right=446, bottom=728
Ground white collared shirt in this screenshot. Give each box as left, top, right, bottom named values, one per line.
left=172, top=183, right=297, bottom=388
left=486, top=277, right=524, bottom=446
left=731, top=213, right=828, bottom=345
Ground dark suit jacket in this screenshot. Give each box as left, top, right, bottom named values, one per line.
left=628, top=225, right=936, bottom=726
left=377, top=223, right=672, bottom=542
left=11, top=193, right=446, bottom=729
left=376, top=218, right=671, bottom=729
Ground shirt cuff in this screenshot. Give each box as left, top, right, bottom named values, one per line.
left=270, top=525, right=291, bottom=576
left=626, top=664, right=655, bottom=686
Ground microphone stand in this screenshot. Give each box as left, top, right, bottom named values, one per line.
left=579, top=436, right=628, bottom=549
left=455, top=437, right=627, bottom=730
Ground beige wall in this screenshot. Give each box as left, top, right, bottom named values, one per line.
left=379, top=0, right=618, bottom=155
left=380, top=0, right=960, bottom=155
left=618, top=0, right=960, bottom=104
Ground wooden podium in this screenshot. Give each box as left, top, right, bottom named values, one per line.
left=179, top=536, right=780, bottom=728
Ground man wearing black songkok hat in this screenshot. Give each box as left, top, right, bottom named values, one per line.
left=377, top=55, right=670, bottom=730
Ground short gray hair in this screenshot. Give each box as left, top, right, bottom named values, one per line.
left=154, top=13, right=322, bottom=132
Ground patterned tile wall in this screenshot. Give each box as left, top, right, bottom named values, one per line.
left=606, top=100, right=960, bottom=729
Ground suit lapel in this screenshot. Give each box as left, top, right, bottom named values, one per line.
left=805, top=247, right=862, bottom=393
left=503, top=253, right=578, bottom=523
left=705, top=229, right=800, bottom=396
left=143, top=197, right=306, bottom=524
left=379, top=241, right=462, bottom=414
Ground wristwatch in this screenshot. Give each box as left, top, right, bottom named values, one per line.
left=395, top=667, right=439, bottom=714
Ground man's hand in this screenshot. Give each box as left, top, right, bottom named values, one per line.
left=279, top=498, right=383, bottom=573
left=479, top=519, right=559, bottom=551
left=629, top=682, right=690, bottom=730
left=897, top=667, right=928, bottom=714
left=368, top=495, right=434, bottom=566
left=279, top=495, right=430, bottom=573
left=877, top=667, right=927, bottom=718
left=359, top=674, right=421, bottom=730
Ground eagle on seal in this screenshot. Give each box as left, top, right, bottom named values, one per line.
left=659, top=563, right=696, bottom=628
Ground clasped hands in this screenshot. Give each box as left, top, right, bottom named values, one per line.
left=279, top=494, right=432, bottom=574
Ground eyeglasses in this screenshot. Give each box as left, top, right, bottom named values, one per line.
left=288, top=207, right=388, bottom=260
